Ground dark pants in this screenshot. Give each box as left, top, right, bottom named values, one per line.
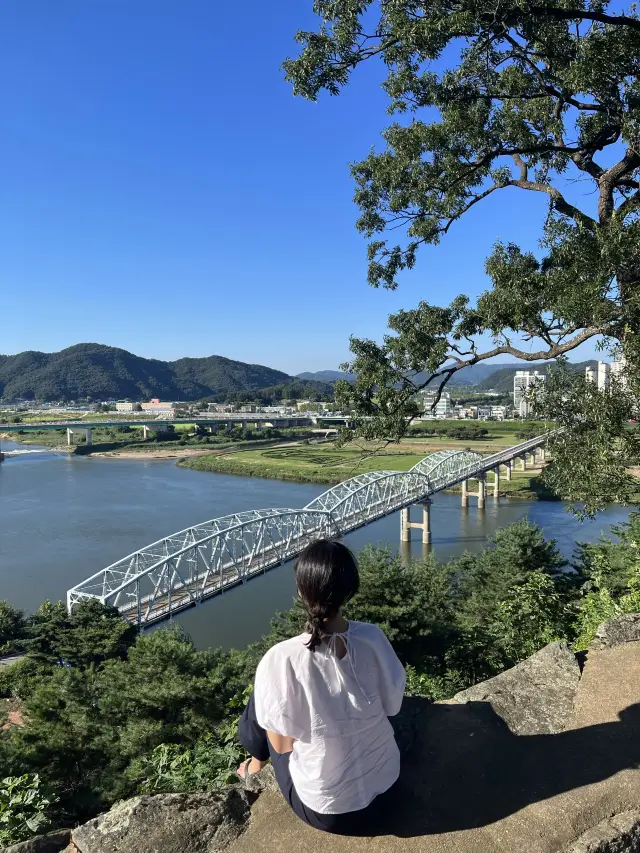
left=238, top=692, right=395, bottom=835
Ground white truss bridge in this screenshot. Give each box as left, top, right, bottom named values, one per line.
left=67, top=433, right=550, bottom=627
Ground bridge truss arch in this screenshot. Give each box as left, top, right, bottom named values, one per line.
left=67, top=432, right=552, bottom=628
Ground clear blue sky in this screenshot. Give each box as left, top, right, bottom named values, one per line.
left=0, top=0, right=599, bottom=374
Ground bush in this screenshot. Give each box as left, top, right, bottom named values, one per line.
left=136, top=736, right=243, bottom=795
left=0, top=774, right=57, bottom=846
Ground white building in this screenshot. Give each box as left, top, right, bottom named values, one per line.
left=490, top=405, right=511, bottom=420
left=116, top=401, right=141, bottom=412
left=586, top=359, right=627, bottom=392
left=513, top=370, right=546, bottom=418
left=477, top=406, right=492, bottom=420
left=418, top=391, right=453, bottom=418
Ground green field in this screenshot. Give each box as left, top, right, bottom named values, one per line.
left=178, top=443, right=552, bottom=499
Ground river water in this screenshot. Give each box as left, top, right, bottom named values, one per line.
left=0, top=441, right=631, bottom=650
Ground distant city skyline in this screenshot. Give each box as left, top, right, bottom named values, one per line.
left=1, top=1, right=602, bottom=374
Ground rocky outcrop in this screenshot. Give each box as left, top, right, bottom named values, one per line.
left=563, top=810, right=640, bottom=853
left=2, top=830, right=71, bottom=853
left=68, top=790, right=249, bottom=853
left=452, top=640, right=581, bottom=734
left=590, top=613, right=640, bottom=650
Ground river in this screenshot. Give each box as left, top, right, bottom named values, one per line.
left=0, top=440, right=632, bottom=650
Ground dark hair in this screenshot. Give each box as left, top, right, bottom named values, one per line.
left=294, top=539, right=359, bottom=652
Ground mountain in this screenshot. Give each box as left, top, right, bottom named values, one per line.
left=299, top=359, right=596, bottom=392
left=477, top=360, right=597, bottom=393
left=0, top=344, right=331, bottom=402
left=298, top=363, right=548, bottom=387
left=297, top=370, right=356, bottom=383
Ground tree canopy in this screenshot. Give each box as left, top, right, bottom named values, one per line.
left=285, top=0, right=640, bottom=512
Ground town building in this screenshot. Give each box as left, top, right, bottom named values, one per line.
left=208, top=403, right=234, bottom=413
left=586, top=359, right=627, bottom=391
left=513, top=370, right=546, bottom=418
left=417, top=390, right=453, bottom=418
left=116, top=401, right=141, bottom=412
left=140, top=399, right=185, bottom=417
left=490, top=405, right=511, bottom=420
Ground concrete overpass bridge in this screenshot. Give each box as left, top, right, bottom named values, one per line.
left=0, top=415, right=314, bottom=446
left=66, top=432, right=550, bottom=629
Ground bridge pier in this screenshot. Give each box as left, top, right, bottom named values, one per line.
left=67, top=427, right=92, bottom=446
left=505, top=460, right=512, bottom=481
left=142, top=425, right=152, bottom=439
left=477, top=474, right=486, bottom=509
left=491, top=468, right=500, bottom=499
left=461, top=479, right=468, bottom=507
left=520, top=454, right=527, bottom=471
left=400, top=500, right=431, bottom=544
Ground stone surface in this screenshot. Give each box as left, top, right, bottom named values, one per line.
left=563, top=810, right=640, bottom=853
left=2, top=829, right=71, bottom=853
left=452, top=640, right=581, bottom=734
left=591, top=614, right=640, bottom=650
left=227, top=638, right=640, bottom=853
left=240, top=765, right=280, bottom=796
left=71, top=790, right=249, bottom=853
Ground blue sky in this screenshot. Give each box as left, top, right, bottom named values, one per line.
left=0, top=0, right=600, bottom=373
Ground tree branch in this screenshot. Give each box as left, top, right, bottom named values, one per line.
left=599, top=150, right=640, bottom=220
left=527, top=7, right=640, bottom=31
left=412, top=326, right=605, bottom=409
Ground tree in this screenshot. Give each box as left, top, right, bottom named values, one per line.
left=285, top=1, right=640, bottom=512
left=345, top=545, right=455, bottom=664
left=0, top=602, right=26, bottom=654
left=453, top=519, right=567, bottom=628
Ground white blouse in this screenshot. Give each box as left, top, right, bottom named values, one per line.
left=254, top=620, right=406, bottom=815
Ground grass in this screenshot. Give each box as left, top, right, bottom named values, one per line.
left=178, top=442, right=556, bottom=500
left=179, top=444, right=427, bottom=484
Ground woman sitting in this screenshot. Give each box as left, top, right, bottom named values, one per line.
left=237, top=538, right=406, bottom=835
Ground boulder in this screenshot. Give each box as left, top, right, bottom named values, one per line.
left=1, top=829, right=71, bottom=853
left=590, top=613, right=640, bottom=650
left=563, top=810, right=640, bottom=853
left=452, top=641, right=580, bottom=734
left=70, top=789, right=249, bottom=853
left=240, top=765, right=279, bottom=796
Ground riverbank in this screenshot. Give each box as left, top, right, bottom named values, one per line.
left=178, top=444, right=556, bottom=500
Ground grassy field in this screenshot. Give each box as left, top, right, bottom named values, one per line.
left=178, top=443, right=554, bottom=499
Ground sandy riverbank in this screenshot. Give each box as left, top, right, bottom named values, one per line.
left=91, top=448, right=218, bottom=460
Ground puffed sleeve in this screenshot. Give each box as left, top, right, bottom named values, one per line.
left=373, top=626, right=406, bottom=716
left=254, top=646, right=311, bottom=740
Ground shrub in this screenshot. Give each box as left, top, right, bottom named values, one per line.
left=0, top=774, right=57, bottom=846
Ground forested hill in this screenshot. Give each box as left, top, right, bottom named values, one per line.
left=477, top=361, right=597, bottom=393
left=0, top=344, right=331, bottom=402
left=299, top=360, right=596, bottom=389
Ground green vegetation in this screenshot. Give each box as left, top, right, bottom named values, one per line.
left=286, top=1, right=640, bottom=514
left=0, top=343, right=332, bottom=403
left=179, top=444, right=428, bottom=484
left=1, top=517, right=639, bottom=844
left=178, top=442, right=555, bottom=499
left=0, top=774, right=57, bottom=846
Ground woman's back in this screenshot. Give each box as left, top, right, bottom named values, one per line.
left=255, top=620, right=406, bottom=815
